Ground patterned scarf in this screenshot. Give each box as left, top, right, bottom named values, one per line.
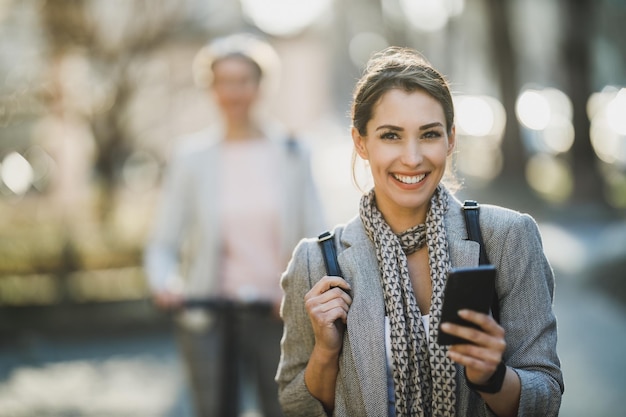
left=360, top=185, right=457, bottom=417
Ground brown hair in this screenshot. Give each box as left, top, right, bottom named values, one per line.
left=351, top=47, right=454, bottom=136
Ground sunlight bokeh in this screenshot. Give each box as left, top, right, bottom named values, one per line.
left=589, top=87, right=626, bottom=167
left=453, top=94, right=505, bottom=183
left=1, top=152, right=33, bottom=196
left=525, top=153, right=573, bottom=203
left=240, top=0, right=333, bottom=37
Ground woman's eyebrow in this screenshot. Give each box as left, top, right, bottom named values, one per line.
left=419, top=122, right=444, bottom=130
left=375, top=122, right=444, bottom=132
left=375, top=124, right=403, bottom=132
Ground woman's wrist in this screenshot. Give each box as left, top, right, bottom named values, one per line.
left=311, top=342, right=342, bottom=365
left=305, top=344, right=341, bottom=412
left=465, top=361, right=507, bottom=394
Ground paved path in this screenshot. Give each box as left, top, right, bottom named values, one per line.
left=0, top=328, right=195, bottom=416
left=555, top=276, right=626, bottom=417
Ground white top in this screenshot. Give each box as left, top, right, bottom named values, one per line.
left=385, top=314, right=430, bottom=415
left=219, top=139, right=283, bottom=302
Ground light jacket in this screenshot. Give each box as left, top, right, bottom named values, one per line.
left=276, top=195, right=564, bottom=417
left=144, top=123, right=326, bottom=298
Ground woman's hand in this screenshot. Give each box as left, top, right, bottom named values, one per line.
left=303, top=276, right=352, bottom=411
left=153, top=290, right=184, bottom=310
left=440, top=309, right=506, bottom=385
left=304, top=276, right=353, bottom=354
left=441, top=310, right=521, bottom=416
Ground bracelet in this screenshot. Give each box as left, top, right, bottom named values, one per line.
left=465, top=361, right=506, bottom=394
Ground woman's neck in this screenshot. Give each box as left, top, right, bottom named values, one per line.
left=377, top=203, right=429, bottom=234
left=387, top=215, right=426, bottom=234
left=224, top=120, right=263, bottom=141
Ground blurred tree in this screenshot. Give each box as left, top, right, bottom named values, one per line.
left=559, top=0, right=607, bottom=205
left=485, top=0, right=526, bottom=183
left=35, top=0, right=184, bottom=299
left=38, top=0, right=93, bottom=303
left=39, top=0, right=183, bottom=224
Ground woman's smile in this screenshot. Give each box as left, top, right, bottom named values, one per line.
left=392, top=172, right=428, bottom=185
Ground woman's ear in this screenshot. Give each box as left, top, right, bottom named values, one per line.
left=447, top=125, right=456, bottom=156
left=352, top=127, right=368, bottom=160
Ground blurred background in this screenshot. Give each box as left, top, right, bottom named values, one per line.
left=0, top=0, right=624, bottom=416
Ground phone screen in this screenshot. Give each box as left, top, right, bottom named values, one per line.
left=437, top=265, right=496, bottom=345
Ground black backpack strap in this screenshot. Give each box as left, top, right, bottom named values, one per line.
left=318, top=231, right=343, bottom=278
left=462, top=200, right=490, bottom=265
left=462, top=200, right=500, bottom=323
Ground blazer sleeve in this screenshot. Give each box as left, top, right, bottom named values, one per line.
left=487, top=212, right=564, bottom=417
left=143, top=148, right=192, bottom=293
left=276, top=239, right=328, bottom=417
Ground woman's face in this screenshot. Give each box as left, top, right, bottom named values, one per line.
left=352, top=88, right=455, bottom=225
left=211, top=56, right=260, bottom=123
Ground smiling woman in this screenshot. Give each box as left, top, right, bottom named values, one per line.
left=276, top=47, right=564, bottom=417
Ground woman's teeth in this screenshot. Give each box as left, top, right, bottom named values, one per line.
left=393, top=173, right=426, bottom=184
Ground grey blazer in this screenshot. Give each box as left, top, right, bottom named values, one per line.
left=277, top=195, right=564, bottom=417
left=144, top=123, right=326, bottom=298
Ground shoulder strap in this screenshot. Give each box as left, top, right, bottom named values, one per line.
left=462, top=200, right=500, bottom=323
left=285, top=135, right=301, bottom=156
left=462, top=200, right=490, bottom=265
left=318, top=231, right=343, bottom=278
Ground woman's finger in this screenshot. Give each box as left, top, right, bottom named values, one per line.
left=447, top=349, right=501, bottom=374
left=309, top=276, right=352, bottom=296
left=458, top=309, right=503, bottom=336
left=305, top=277, right=353, bottom=328
left=448, top=340, right=504, bottom=364
left=440, top=321, right=505, bottom=352
left=306, top=277, right=352, bottom=305
left=307, top=294, right=350, bottom=317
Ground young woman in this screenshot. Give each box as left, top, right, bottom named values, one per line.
left=144, top=34, right=325, bottom=416
left=276, top=47, right=563, bottom=417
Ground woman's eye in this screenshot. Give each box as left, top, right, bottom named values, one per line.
left=380, top=131, right=400, bottom=140
left=423, top=130, right=442, bottom=139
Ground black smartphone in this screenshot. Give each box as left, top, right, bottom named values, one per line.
left=437, top=265, right=496, bottom=345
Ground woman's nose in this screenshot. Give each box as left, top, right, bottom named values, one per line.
left=401, top=140, right=423, bottom=167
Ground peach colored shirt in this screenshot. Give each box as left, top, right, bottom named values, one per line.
left=219, top=138, right=283, bottom=302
